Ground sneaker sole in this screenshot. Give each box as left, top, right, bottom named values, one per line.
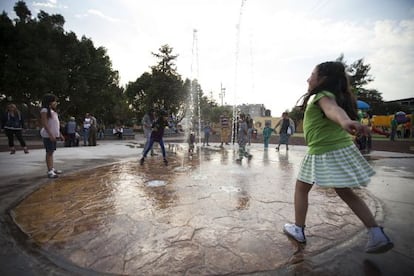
left=366, top=242, right=394, bottom=254
left=283, top=228, right=306, bottom=244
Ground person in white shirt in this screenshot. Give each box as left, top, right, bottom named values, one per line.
left=40, top=93, right=64, bottom=178
left=83, top=113, right=92, bottom=146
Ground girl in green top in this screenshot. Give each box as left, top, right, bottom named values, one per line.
left=283, top=61, right=393, bottom=254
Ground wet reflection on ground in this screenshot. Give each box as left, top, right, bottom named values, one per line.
left=10, top=145, right=381, bottom=275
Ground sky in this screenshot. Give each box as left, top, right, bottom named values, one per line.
left=1, top=0, right=414, bottom=116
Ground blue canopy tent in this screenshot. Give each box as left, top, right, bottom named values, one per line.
left=357, top=100, right=370, bottom=110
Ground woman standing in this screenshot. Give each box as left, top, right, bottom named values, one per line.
left=1, top=103, right=29, bottom=154
left=274, top=112, right=294, bottom=151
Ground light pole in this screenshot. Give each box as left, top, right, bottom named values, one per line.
left=219, top=83, right=226, bottom=106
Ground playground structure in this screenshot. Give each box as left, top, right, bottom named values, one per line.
left=371, top=113, right=412, bottom=137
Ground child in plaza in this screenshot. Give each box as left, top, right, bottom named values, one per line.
left=40, top=93, right=64, bottom=178
left=236, top=113, right=252, bottom=162
left=140, top=109, right=169, bottom=166
left=188, top=131, right=195, bottom=154
left=203, top=121, right=212, bottom=146
left=262, top=121, right=273, bottom=149
left=283, top=61, right=393, bottom=254
left=142, top=108, right=156, bottom=155
left=219, top=112, right=230, bottom=147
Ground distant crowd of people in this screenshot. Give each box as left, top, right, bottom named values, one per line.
left=59, top=113, right=125, bottom=147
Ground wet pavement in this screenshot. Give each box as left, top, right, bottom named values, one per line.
left=0, top=138, right=413, bottom=275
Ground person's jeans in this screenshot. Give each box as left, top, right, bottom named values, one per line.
left=67, top=133, right=76, bottom=147
left=83, top=128, right=90, bottom=145
left=143, top=128, right=152, bottom=154
left=143, top=138, right=166, bottom=158
left=204, top=133, right=210, bottom=145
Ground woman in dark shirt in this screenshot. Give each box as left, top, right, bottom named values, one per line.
left=1, top=103, right=29, bottom=154
left=140, top=110, right=169, bottom=165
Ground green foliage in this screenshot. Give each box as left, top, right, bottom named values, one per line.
left=3, top=2, right=221, bottom=128
left=336, top=54, right=374, bottom=92
left=208, top=106, right=233, bottom=123
left=126, top=45, right=193, bottom=125
left=291, top=54, right=409, bottom=119
left=0, top=1, right=126, bottom=126
left=288, top=106, right=303, bottom=127
left=14, top=1, right=31, bottom=23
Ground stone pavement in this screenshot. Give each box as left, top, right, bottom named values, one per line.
left=0, top=138, right=413, bottom=275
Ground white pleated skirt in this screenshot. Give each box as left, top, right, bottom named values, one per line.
left=297, top=144, right=375, bottom=188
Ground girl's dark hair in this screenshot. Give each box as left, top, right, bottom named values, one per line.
left=41, top=93, right=57, bottom=118
left=297, top=61, right=358, bottom=120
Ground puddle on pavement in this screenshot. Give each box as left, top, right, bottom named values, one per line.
left=9, top=146, right=382, bottom=275
left=146, top=180, right=167, bottom=187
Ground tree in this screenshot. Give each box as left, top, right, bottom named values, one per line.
left=14, top=1, right=31, bottom=23
left=150, top=45, right=187, bottom=114
left=0, top=2, right=124, bottom=126
left=336, top=54, right=374, bottom=93
left=288, top=106, right=303, bottom=129
left=347, top=59, right=374, bottom=92
left=290, top=55, right=381, bottom=123
left=125, top=45, right=188, bottom=124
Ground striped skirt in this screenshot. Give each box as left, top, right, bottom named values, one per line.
left=297, top=144, right=375, bottom=188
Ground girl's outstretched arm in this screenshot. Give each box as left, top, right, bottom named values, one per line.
left=318, top=96, right=368, bottom=136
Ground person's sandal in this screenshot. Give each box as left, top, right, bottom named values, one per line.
left=10, top=148, right=16, bottom=154
left=24, top=147, right=29, bottom=154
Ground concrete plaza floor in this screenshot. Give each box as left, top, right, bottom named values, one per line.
left=0, top=138, right=413, bottom=275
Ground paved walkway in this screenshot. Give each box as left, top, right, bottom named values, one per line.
left=0, top=138, right=413, bottom=275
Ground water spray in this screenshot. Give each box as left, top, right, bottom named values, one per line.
left=231, top=0, right=247, bottom=144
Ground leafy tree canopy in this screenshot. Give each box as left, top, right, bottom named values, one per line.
left=125, top=44, right=219, bottom=127
left=289, top=54, right=408, bottom=121
left=1, top=1, right=127, bottom=126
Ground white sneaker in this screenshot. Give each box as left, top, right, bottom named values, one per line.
left=47, top=170, right=58, bottom=179
left=283, top=223, right=306, bottom=243
left=53, top=168, right=63, bottom=174
left=365, top=227, right=394, bottom=253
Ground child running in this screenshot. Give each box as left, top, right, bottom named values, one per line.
left=262, top=121, right=273, bottom=149
left=236, top=113, right=252, bottom=162
left=188, top=131, right=195, bottom=155
left=140, top=109, right=169, bottom=166
left=40, top=93, right=64, bottom=178
left=283, top=61, right=393, bottom=254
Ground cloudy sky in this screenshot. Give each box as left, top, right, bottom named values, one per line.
left=1, top=0, right=413, bottom=116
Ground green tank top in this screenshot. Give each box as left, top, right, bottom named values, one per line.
left=303, top=91, right=353, bottom=154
